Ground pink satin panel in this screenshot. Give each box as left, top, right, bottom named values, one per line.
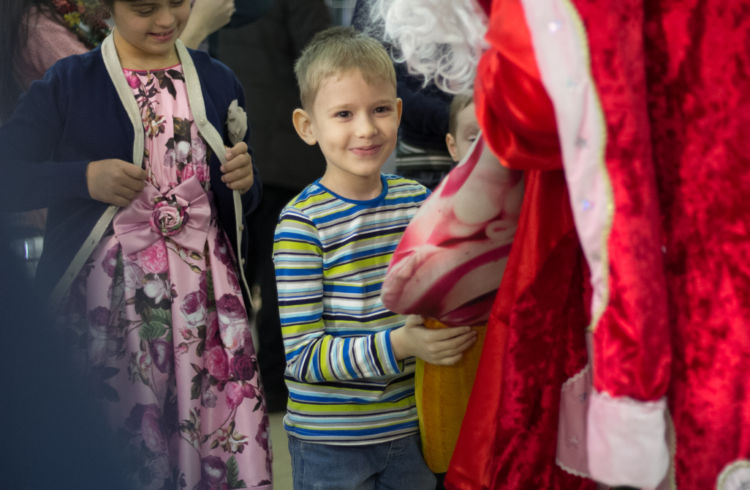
left=446, top=0, right=594, bottom=487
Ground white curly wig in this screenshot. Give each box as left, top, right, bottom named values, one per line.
left=367, top=0, right=489, bottom=94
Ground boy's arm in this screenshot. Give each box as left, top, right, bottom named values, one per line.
left=273, top=210, right=403, bottom=383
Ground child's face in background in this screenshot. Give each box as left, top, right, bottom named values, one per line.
left=446, top=102, right=479, bottom=162
left=294, top=68, right=402, bottom=189
left=111, top=0, right=191, bottom=68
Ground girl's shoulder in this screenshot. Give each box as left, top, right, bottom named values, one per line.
left=45, top=45, right=105, bottom=80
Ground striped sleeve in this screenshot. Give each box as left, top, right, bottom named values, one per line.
left=273, top=208, right=401, bottom=384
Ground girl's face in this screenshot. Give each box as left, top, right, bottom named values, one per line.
left=111, top=0, right=191, bottom=69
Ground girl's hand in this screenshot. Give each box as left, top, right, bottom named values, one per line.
left=221, top=142, right=254, bottom=193
left=86, top=159, right=146, bottom=207
left=180, top=0, right=236, bottom=49
left=391, top=315, right=477, bottom=365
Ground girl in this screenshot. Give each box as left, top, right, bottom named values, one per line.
left=0, top=0, right=271, bottom=488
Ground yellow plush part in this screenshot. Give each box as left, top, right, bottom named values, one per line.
left=415, top=318, right=487, bottom=473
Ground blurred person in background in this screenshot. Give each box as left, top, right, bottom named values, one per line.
left=214, top=0, right=331, bottom=412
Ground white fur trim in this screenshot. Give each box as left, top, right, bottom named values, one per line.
left=50, top=34, right=144, bottom=308
left=587, top=390, right=669, bottom=488
left=176, top=41, right=257, bottom=351
left=518, top=0, right=613, bottom=333
left=556, top=365, right=592, bottom=479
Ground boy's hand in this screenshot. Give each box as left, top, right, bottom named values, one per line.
left=391, top=315, right=477, bottom=365
left=221, top=142, right=254, bottom=193
left=86, top=159, right=146, bottom=207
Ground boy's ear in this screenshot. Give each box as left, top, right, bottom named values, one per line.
left=446, top=133, right=459, bottom=162
left=396, top=97, right=403, bottom=124
left=292, top=108, right=317, bottom=146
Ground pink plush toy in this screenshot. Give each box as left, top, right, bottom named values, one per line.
left=381, top=133, right=523, bottom=326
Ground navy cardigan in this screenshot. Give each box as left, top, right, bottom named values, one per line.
left=0, top=43, right=260, bottom=300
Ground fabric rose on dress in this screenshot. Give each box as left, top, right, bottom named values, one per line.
left=135, top=349, right=152, bottom=373
left=242, top=382, right=256, bottom=400
left=126, top=73, right=140, bottom=89
left=143, top=275, right=170, bottom=304
left=205, top=310, right=221, bottom=351
left=138, top=241, right=169, bottom=274
left=101, top=244, right=119, bottom=277
left=230, top=353, right=257, bottom=381
left=149, top=338, right=172, bottom=373
left=202, top=386, right=217, bottom=408
left=226, top=99, right=247, bottom=146
left=126, top=404, right=167, bottom=455
left=175, top=139, right=191, bottom=165
left=141, top=404, right=168, bottom=454
left=225, top=381, right=246, bottom=410
left=226, top=268, right=241, bottom=294
left=181, top=163, right=196, bottom=182
left=180, top=290, right=207, bottom=328
left=88, top=306, right=115, bottom=363
left=191, top=124, right=208, bottom=164
left=150, top=198, right=186, bottom=237
left=163, top=147, right=176, bottom=167
left=215, top=425, right=249, bottom=454
left=255, top=417, right=270, bottom=453
left=195, top=162, right=210, bottom=185
left=123, top=260, right=145, bottom=290
left=206, top=346, right=229, bottom=381
left=216, top=294, right=248, bottom=351
left=213, top=234, right=234, bottom=268
left=199, top=456, right=227, bottom=487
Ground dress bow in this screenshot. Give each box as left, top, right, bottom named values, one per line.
left=113, top=176, right=211, bottom=256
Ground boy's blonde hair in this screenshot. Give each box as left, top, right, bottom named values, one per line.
left=295, top=26, right=397, bottom=110
left=448, top=92, right=475, bottom=136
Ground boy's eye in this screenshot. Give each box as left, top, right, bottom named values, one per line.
left=374, top=105, right=392, bottom=114
left=170, top=0, right=186, bottom=6
left=466, top=132, right=478, bottom=142
left=335, top=111, right=351, bottom=118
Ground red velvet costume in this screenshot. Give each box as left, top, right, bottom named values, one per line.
left=446, top=0, right=750, bottom=489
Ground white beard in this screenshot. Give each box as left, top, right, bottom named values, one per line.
left=367, top=0, right=489, bottom=93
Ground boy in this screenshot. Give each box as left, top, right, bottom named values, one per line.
left=445, top=93, right=480, bottom=164
left=273, top=27, right=477, bottom=489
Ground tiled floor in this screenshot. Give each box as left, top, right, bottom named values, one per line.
left=269, top=411, right=293, bottom=489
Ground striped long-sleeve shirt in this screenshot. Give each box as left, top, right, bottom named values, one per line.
left=272, top=174, right=428, bottom=444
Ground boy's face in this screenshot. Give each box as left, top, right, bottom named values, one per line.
left=293, top=69, right=402, bottom=189
left=446, top=102, right=479, bottom=162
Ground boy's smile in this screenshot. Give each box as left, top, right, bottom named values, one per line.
left=293, top=69, right=402, bottom=199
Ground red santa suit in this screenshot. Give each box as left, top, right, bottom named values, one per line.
left=446, top=0, right=750, bottom=489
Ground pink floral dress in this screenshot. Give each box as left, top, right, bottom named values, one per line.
left=64, top=66, right=271, bottom=489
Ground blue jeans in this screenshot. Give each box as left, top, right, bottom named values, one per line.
left=288, top=434, right=436, bottom=490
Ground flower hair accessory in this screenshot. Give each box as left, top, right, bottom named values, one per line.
left=52, top=0, right=111, bottom=49
left=226, top=99, right=247, bottom=146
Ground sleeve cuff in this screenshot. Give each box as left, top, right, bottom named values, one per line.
left=378, top=329, right=403, bottom=376
left=587, top=390, right=669, bottom=489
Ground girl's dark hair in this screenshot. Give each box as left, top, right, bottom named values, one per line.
left=0, top=0, right=58, bottom=122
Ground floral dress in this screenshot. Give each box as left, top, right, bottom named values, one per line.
left=64, top=66, right=271, bottom=489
